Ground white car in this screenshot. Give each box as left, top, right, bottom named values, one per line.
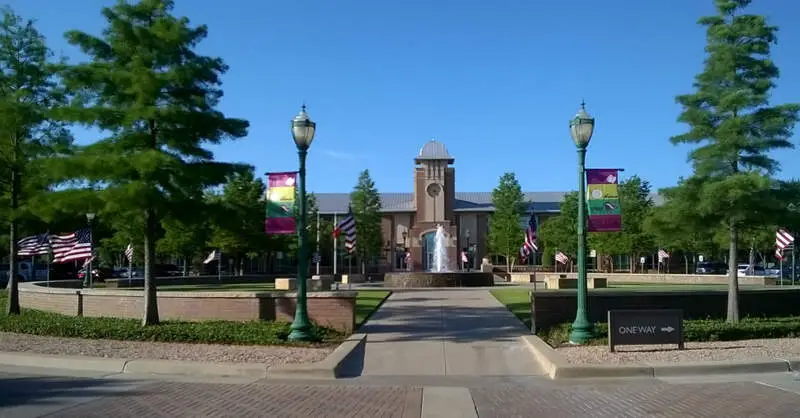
left=737, top=264, right=767, bottom=277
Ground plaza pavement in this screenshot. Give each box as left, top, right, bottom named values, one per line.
left=352, top=289, right=544, bottom=377
left=2, top=288, right=800, bottom=417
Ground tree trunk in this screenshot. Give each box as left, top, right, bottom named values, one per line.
left=182, top=256, right=189, bottom=276
left=142, top=208, right=160, bottom=325
left=6, top=138, right=21, bottom=315
left=727, top=220, right=740, bottom=323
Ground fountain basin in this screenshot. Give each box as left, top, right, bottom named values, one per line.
left=384, top=272, right=495, bottom=288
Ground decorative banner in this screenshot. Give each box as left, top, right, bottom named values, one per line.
left=265, top=172, right=298, bottom=235
left=586, top=168, right=622, bottom=232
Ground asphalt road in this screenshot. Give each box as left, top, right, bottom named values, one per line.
left=1, top=365, right=800, bottom=418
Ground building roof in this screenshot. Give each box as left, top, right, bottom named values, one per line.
left=314, top=191, right=665, bottom=214
left=415, top=139, right=454, bottom=163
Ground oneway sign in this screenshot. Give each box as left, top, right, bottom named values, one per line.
left=607, top=309, right=684, bottom=352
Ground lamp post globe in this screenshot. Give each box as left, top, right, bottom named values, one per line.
left=569, top=101, right=595, bottom=148
left=568, top=101, right=595, bottom=344
left=288, top=104, right=316, bottom=342
left=292, top=104, right=316, bottom=149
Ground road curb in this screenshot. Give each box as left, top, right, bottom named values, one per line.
left=0, top=352, right=128, bottom=374
left=649, top=359, right=790, bottom=377
left=122, top=359, right=268, bottom=378
left=0, top=334, right=367, bottom=380
left=520, top=335, right=793, bottom=379
left=267, top=333, right=366, bottom=380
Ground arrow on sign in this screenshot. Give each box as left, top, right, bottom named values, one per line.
left=660, top=326, right=675, bottom=333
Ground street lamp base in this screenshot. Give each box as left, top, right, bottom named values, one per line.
left=287, top=322, right=314, bottom=342
left=568, top=321, right=594, bottom=345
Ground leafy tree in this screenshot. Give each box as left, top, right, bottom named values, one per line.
left=488, top=172, right=526, bottom=271
left=208, top=170, right=266, bottom=274
left=589, top=176, right=655, bottom=272
left=670, top=0, right=799, bottom=322
left=158, top=217, right=208, bottom=275
left=349, top=170, right=382, bottom=272
left=0, top=7, right=72, bottom=314
left=646, top=178, right=720, bottom=272
left=539, top=192, right=578, bottom=262
left=51, top=0, right=249, bottom=325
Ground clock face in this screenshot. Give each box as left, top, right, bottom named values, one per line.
left=426, top=183, right=442, bottom=197
left=591, top=189, right=603, bottom=199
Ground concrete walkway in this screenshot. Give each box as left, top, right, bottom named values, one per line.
left=357, top=290, right=545, bottom=377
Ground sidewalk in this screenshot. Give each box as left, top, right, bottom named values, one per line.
left=356, top=290, right=544, bottom=377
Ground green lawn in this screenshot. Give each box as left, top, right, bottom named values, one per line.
left=355, top=290, right=391, bottom=328
left=490, top=288, right=800, bottom=347
left=146, top=283, right=277, bottom=292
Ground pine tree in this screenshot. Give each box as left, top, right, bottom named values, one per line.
left=52, top=0, right=248, bottom=325
left=349, top=170, right=382, bottom=272
left=488, top=172, right=526, bottom=272
left=0, top=7, right=72, bottom=315
left=671, top=0, right=799, bottom=322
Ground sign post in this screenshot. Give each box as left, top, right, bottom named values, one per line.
left=608, top=309, right=684, bottom=352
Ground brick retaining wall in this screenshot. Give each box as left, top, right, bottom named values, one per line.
left=539, top=273, right=776, bottom=285
left=532, top=288, right=800, bottom=330
left=19, top=282, right=356, bottom=333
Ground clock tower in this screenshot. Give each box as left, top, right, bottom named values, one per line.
left=408, top=140, right=457, bottom=271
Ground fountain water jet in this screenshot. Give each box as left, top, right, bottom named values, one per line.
left=431, top=224, right=450, bottom=272
left=383, top=224, right=494, bottom=287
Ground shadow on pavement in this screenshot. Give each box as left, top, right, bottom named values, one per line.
left=359, top=298, right=531, bottom=343
left=0, top=376, right=145, bottom=408
left=337, top=340, right=366, bottom=378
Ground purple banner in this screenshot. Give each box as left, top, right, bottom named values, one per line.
left=265, top=172, right=297, bottom=235
left=586, top=168, right=622, bottom=232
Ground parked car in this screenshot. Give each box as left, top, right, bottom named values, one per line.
left=77, top=267, right=114, bottom=282
left=695, top=261, right=728, bottom=274
left=737, top=264, right=767, bottom=277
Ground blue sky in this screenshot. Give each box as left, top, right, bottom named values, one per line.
left=8, top=0, right=800, bottom=194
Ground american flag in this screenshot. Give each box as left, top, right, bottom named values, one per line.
left=658, top=249, right=670, bottom=261
left=776, top=228, right=794, bottom=261
left=555, top=251, right=570, bottom=265
left=17, top=233, right=51, bottom=256
left=519, top=214, right=538, bottom=260
left=204, top=249, right=221, bottom=264
left=82, top=252, right=96, bottom=268
left=51, top=229, right=93, bottom=263
left=334, top=207, right=357, bottom=254
left=124, top=243, right=134, bottom=263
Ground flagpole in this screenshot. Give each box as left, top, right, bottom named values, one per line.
left=333, top=212, right=338, bottom=276
left=218, top=249, right=222, bottom=281
left=780, top=257, right=783, bottom=287
left=128, top=249, right=133, bottom=288
left=315, top=211, right=320, bottom=275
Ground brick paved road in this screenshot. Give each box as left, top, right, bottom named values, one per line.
left=2, top=373, right=800, bottom=417
left=470, top=380, right=800, bottom=418
left=45, top=382, right=423, bottom=418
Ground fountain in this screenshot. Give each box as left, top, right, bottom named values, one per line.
left=383, top=224, right=494, bottom=288
left=431, top=224, right=450, bottom=272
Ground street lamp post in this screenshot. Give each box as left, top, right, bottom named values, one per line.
left=288, top=105, right=316, bottom=342
left=85, top=212, right=96, bottom=288
left=568, top=102, right=595, bottom=344
left=788, top=203, right=799, bottom=285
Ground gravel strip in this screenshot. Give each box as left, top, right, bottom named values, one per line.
left=0, top=332, right=333, bottom=365
left=557, top=338, right=800, bottom=365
